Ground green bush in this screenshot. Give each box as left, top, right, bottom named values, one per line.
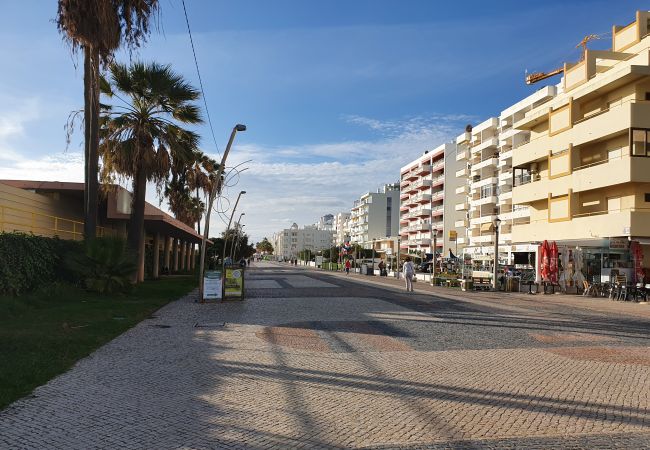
left=65, top=237, right=136, bottom=294
left=0, top=233, right=80, bottom=296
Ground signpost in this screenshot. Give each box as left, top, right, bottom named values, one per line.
left=202, top=270, right=222, bottom=302
left=224, top=267, right=245, bottom=300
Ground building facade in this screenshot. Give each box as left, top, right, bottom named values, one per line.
left=400, top=142, right=465, bottom=258
left=349, top=183, right=400, bottom=247
left=332, top=212, right=351, bottom=245
left=512, top=10, right=650, bottom=282
left=272, top=223, right=335, bottom=260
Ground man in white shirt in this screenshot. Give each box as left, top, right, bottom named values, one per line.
left=403, top=256, right=415, bottom=292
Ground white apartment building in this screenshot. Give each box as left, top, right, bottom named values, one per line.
left=332, top=212, right=351, bottom=245
left=457, top=88, right=557, bottom=265
left=272, top=223, right=335, bottom=260
left=349, top=183, right=400, bottom=247
left=400, top=142, right=465, bottom=258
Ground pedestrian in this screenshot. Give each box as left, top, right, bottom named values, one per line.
left=403, top=256, right=415, bottom=292
left=344, top=258, right=351, bottom=275
left=378, top=259, right=386, bottom=276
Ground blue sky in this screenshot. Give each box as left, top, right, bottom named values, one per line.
left=0, top=1, right=647, bottom=241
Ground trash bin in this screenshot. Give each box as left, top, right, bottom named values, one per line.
left=365, top=266, right=374, bottom=275
left=461, top=279, right=473, bottom=291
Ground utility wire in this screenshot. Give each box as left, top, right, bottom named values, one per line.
left=181, top=0, right=221, bottom=159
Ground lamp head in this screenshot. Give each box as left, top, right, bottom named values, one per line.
left=241, top=190, right=246, bottom=195
left=235, top=124, right=247, bottom=132
left=494, top=217, right=502, bottom=227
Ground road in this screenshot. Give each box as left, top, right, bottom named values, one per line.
left=1, top=261, right=649, bottom=449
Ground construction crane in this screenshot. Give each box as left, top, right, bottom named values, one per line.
left=525, top=33, right=607, bottom=85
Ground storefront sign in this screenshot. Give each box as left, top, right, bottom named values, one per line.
left=449, top=230, right=457, bottom=241
left=203, top=270, right=222, bottom=300
left=224, top=268, right=244, bottom=298
left=609, top=237, right=629, bottom=250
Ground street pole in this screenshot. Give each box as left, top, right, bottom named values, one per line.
left=372, top=239, right=376, bottom=275
left=493, top=218, right=501, bottom=290
left=199, top=124, right=247, bottom=300
left=222, top=191, right=246, bottom=267
left=431, top=229, right=437, bottom=286
left=229, top=214, right=244, bottom=260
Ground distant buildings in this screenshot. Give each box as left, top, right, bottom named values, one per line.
left=349, top=183, right=400, bottom=248
left=271, top=223, right=335, bottom=260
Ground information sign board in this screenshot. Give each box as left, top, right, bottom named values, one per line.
left=224, top=268, right=244, bottom=299
left=203, top=270, right=222, bottom=300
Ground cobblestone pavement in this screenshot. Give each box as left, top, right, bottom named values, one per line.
left=1, top=261, right=649, bottom=449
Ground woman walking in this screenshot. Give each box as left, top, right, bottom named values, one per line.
left=403, top=256, right=415, bottom=292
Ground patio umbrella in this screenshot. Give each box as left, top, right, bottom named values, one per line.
left=540, top=240, right=550, bottom=281
left=632, top=241, right=645, bottom=283
left=550, top=241, right=559, bottom=283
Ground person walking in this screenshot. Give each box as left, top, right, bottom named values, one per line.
left=344, top=258, right=351, bottom=275
left=378, top=259, right=386, bottom=276
left=403, top=256, right=415, bottom=292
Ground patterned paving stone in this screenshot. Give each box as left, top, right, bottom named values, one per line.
left=1, top=261, right=649, bottom=449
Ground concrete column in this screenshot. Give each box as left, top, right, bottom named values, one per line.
left=172, top=238, right=179, bottom=272
left=152, top=233, right=161, bottom=279
left=179, top=240, right=186, bottom=271
left=163, top=236, right=171, bottom=273
left=138, top=233, right=146, bottom=283
left=190, top=244, right=196, bottom=270
left=185, top=243, right=191, bottom=271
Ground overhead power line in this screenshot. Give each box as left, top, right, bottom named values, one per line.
left=181, top=0, right=221, bottom=159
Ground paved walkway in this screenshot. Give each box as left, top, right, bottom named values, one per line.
left=1, top=261, right=649, bottom=449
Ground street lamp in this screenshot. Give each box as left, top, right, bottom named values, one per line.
left=232, top=224, right=246, bottom=261
left=372, top=238, right=376, bottom=275
left=199, top=124, right=246, bottom=299
left=222, top=191, right=246, bottom=267
left=492, top=217, right=501, bottom=290
left=431, top=227, right=437, bottom=286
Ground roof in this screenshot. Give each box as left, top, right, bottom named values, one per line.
left=0, top=180, right=206, bottom=243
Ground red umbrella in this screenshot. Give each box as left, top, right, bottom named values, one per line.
left=550, top=241, right=559, bottom=283
left=540, top=240, right=550, bottom=281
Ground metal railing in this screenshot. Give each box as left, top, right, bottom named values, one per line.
left=0, top=204, right=112, bottom=240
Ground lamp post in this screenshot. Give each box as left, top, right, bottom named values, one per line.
left=431, top=227, right=437, bottom=286
left=232, top=224, right=246, bottom=262
left=222, top=191, right=246, bottom=267
left=493, top=217, right=501, bottom=290
left=228, top=213, right=245, bottom=261
left=372, top=238, right=376, bottom=275
left=199, top=124, right=246, bottom=299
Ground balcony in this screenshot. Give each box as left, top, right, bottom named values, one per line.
left=471, top=136, right=499, bottom=153
left=498, top=171, right=513, bottom=186
left=512, top=209, right=650, bottom=243
left=513, top=100, right=650, bottom=167
left=431, top=190, right=444, bottom=201
left=472, top=235, right=495, bottom=244
left=455, top=202, right=469, bottom=211
left=456, top=149, right=469, bottom=161
left=513, top=155, right=650, bottom=204
left=456, top=168, right=470, bottom=178
left=412, top=193, right=432, bottom=204
left=416, top=164, right=431, bottom=175
left=455, top=219, right=469, bottom=228
left=470, top=196, right=498, bottom=207
left=411, top=179, right=432, bottom=191
left=471, top=176, right=498, bottom=190
left=415, top=208, right=432, bottom=217
left=472, top=157, right=498, bottom=172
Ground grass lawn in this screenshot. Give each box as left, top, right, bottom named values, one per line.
left=0, top=276, right=197, bottom=410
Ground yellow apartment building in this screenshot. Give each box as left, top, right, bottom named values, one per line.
left=512, top=11, right=650, bottom=283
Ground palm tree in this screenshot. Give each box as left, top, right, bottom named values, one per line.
left=99, top=61, right=202, bottom=281
left=56, top=0, right=159, bottom=239
left=166, top=150, right=217, bottom=230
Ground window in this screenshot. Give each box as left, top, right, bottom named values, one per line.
left=630, top=128, right=650, bottom=156
left=645, top=193, right=650, bottom=202
left=645, top=92, right=650, bottom=101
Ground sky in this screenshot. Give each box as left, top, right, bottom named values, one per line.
left=0, top=1, right=648, bottom=243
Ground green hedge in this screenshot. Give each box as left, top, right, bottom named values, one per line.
left=0, top=233, right=81, bottom=296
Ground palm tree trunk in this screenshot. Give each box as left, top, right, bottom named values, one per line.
left=128, top=166, right=148, bottom=282
left=83, top=47, right=99, bottom=239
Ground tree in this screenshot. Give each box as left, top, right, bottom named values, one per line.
left=256, top=237, right=274, bottom=254
left=99, top=61, right=202, bottom=281
left=166, top=150, right=217, bottom=229
left=57, top=0, right=159, bottom=240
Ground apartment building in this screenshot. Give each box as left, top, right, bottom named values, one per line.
left=349, top=183, right=400, bottom=247
left=272, top=223, right=335, bottom=260
left=332, top=212, right=351, bottom=245
left=512, top=10, right=650, bottom=282
left=458, top=88, right=557, bottom=266
left=400, top=143, right=465, bottom=258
